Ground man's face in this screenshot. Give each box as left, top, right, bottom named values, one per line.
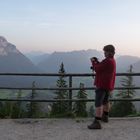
left=104, top=51, right=109, bottom=58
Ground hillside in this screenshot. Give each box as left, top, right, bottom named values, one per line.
left=24, top=51, right=50, bottom=65
left=37, top=49, right=103, bottom=73
left=116, top=55, right=140, bottom=72
left=0, top=36, right=48, bottom=87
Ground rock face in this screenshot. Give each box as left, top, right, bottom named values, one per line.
left=0, top=36, right=19, bottom=56
left=0, top=36, right=43, bottom=87
left=0, top=36, right=39, bottom=73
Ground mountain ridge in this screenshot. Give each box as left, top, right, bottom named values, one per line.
left=0, top=35, right=140, bottom=88
left=0, top=36, right=45, bottom=87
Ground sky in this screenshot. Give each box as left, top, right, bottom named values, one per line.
left=0, top=0, right=140, bottom=56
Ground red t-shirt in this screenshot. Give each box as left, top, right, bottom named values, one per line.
left=91, top=57, right=116, bottom=91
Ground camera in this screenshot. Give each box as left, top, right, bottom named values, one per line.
left=90, top=57, right=98, bottom=62
left=90, top=57, right=98, bottom=71
left=90, top=66, right=94, bottom=70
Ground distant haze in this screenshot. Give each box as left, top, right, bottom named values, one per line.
left=1, top=0, right=140, bottom=57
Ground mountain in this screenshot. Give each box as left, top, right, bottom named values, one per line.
left=0, top=36, right=40, bottom=73
left=0, top=36, right=48, bottom=87
left=37, top=50, right=140, bottom=90
left=133, top=60, right=140, bottom=87
left=24, top=51, right=50, bottom=65
left=37, top=49, right=103, bottom=73
left=116, top=55, right=140, bottom=72
left=133, top=60, right=140, bottom=72
left=37, top=51, right=140, bottom=73
left=0, top=36, right=140, bottom=90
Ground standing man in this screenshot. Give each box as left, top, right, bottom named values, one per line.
left=88, top=45, right=116, bottom=129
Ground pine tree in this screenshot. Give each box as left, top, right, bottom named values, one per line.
left=11, top=90, right=23, bottom=118
left=89, top=105, right=95, bottom=117
left=73, top=83, right=88, bottom=117
left=110, top=65, right=136, bottom=117
left=0, top=90, right=24, bottom=118
left=50, top=62, right=69, bottom=117
left=0, top=101, right=13, bottom=118
left=26, top=81, right=41, bottom=118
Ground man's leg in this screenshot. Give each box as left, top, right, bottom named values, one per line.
left=102, top=103, right=110, bottom=122
left=102, top=91, right=111, bottom=122
left=87, top=106, right=103, bottom=129
left=103, top=102, right=110, bottom=112
left=88, top=89, right=105, bottom=129
left=96, top=106, right=103, bottom=118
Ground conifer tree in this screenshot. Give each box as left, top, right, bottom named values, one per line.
left=11, top=90, right=23, bottom=118
left=73, top=83, right=88, bottom=117
left=0, top=101, right=12, bottom=118
left=89, top=105, right=95, bottom=117
left=50, top=62, right=69, bottom=117
left=26, top=81, right=41, bottom=118
left=0, top=90, right=24, bottom=118
left=110, top=65, right=136, bottom=117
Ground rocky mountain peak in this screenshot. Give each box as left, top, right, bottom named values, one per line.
left=0, top=36, right=8, bottom=47
left=0, top=36, right=19, bottom=56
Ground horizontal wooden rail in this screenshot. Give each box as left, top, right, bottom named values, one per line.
left=0, top=72, right=140, bottom=76
left=0, top=98, right=140, bottom=102
left=0, top=72, right=139, bottom=103
left=0, top=87, right=140, bottom=90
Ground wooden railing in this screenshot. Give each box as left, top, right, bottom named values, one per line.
left=0, top=73, right=140, bottom=105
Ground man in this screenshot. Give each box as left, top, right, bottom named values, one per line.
left=88, top=45, right=116, bottom=129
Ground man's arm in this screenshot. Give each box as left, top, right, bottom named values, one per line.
left=93, top=59, right=112, bottom=73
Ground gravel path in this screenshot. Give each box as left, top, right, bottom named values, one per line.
left=0, top=118, right=140, bottom=140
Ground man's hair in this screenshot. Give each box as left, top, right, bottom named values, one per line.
left=103, top=45, right=115, bottom=55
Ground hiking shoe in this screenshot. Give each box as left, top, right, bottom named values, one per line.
left=87, top=119, right=102, bottom=129
left=102, top=114, right=109, bottom=123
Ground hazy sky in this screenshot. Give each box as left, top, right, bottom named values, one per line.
left=0, top=0, right=140, bottom=56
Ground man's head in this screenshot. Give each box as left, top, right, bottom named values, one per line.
left=103, top=45, right=115, bottom=58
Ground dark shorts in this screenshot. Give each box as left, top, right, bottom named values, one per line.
left=95, top=88, right=111, bottom=107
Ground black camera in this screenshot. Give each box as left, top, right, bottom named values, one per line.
left=90, top=57, right=98, bottom=71
left=91, top=57, right=98, bottom=62
left=90, top=66, right=94, bottom=70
